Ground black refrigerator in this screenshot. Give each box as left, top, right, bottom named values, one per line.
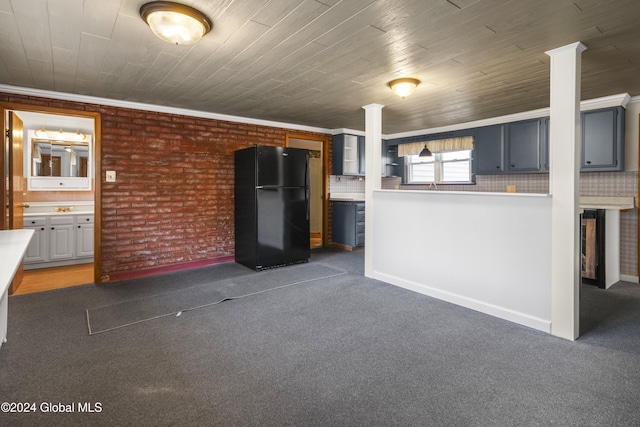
left=234, top=145, right=310, bottom=271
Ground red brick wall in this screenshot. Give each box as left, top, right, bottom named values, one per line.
left=1, top=92, right=329, bottom=280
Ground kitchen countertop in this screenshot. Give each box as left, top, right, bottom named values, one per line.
left=331, top=192, right=635, bottom=209
left=579, top=196, right=635, bottom=210
left=329, top=193, right=365, bottom=201
left=0, top=229, right=33, bottom=295
left=1, top=229, right=34, bottom=350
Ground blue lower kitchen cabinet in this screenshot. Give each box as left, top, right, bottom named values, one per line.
left=331, top=201, right=365, bottom=250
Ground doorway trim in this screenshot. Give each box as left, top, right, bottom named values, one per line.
left=1, top=101, right=102, bottom=286
left=286, top=133, right=330, bottom=247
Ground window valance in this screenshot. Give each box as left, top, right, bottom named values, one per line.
left=398, top=136, right=474, bottom=157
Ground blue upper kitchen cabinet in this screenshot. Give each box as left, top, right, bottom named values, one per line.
left=332, top=134, right=364, bottom=176
left=333, top=134, right=394, bottom=176
left=581, top=107, right=625, bottom=171
left=357, top=136, right=366, bottom=175
left=506, top=118, right=547, bottom=173
left=473, top=118, right=547, bottom=175
left=382, top=142, right=404, bottom=177
left=474, top=124, right=505, bottom=174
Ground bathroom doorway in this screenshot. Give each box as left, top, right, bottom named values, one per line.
left=286, top=134, right=329, bottom=248
left=2, top=102, right=101, bottom=294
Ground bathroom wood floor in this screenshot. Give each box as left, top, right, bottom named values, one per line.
left=14, top=235, right=323, bottom=296
left=14, top=264, right=94, bottom=295
left=311, top=232, right=322, bottom=249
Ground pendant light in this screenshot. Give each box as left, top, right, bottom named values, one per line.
left=140, top=1, right=212, bottom=45
left=419, top=144, right=432, bottom=157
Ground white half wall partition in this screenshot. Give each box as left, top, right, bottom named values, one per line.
left=371, top=190, right=553, bottom=332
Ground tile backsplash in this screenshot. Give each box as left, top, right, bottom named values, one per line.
left=400, top=173, right=549, bottom=193
left=399, top=171, right=638, bottom=197
left=330, top=175, right=366, bottom=193
left=330, top=175, right=403, bottom=193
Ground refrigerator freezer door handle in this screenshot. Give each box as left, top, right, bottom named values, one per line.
left=305, top=155, right=309, bottom=188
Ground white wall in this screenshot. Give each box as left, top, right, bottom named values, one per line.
left=371, top=190, right=553, bottom=332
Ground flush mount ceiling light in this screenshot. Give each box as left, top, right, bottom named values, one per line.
left=140, top=1, right=212, bottom=45
left=388, top=78, right=420, bottom=98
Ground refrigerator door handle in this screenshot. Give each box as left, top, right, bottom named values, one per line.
left=306, top=188, right=310, bottom=220
left=305, top=155, right=310, bottom=220
left=305, top=155, right=309, bottom=188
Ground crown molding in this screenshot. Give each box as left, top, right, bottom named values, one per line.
left=545, top=41, right=588, bottom=56
left=0, top=84, right=333, bottom=135
left=2, top=85, right=631, bottom=140
left=580, top=93, right=631, bottom=110
left=331, top=128, right=365, bottom=136
left=384, top=107, right=550, bottom=140
left=627, top=95, right=640, bottom=105
left=385, top=93, right=631, bottom=140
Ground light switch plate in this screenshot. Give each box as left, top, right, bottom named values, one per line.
left=106, top=170, right=116, bottom=182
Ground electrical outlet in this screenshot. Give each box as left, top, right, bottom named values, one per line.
left=106, top=171, right=116, bottom=182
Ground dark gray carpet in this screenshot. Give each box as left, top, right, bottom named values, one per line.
left=579, top=281, right=640, bottom=353
left=1, top=248, right=639, bottom=426
left=86, top=263, right=344, bottom=335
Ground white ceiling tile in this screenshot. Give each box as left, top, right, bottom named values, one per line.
left=76, top=33, right=111, bottom=84
left=1, top=0, right=640, bottom=132
left=82, top=0, right=122, bottom=39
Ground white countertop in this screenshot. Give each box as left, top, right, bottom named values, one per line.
left=579, top=196, right=635, bottom=210
left=0, top=229, right=34, bottom=296
left=22, top=201, right=94, bottom=217
left=24, top=211, right=94, bottom=217
left=373, top=189, right=552, bottom=198
left=338, top=191, right=634, bottom=209
left=330, top=193, right=365, bottom=201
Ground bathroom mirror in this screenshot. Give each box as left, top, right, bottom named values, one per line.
left=27, top=129, right=93, bottom=191
left=31, top=139, right=90, bottom=178
left=13, top=111, right=95, bottom=192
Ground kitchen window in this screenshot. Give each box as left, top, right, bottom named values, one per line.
left=406, top=149, right=473, bottom=184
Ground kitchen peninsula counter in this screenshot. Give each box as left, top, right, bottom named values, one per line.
left=1, top=229, right=34, bottom=350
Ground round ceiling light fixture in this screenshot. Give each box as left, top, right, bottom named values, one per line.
left=140, top=1, right=212, bottom=45
left=388, top=77, right=420, bottom=98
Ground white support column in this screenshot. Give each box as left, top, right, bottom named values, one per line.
left=546, top=42, right=587, bottom=341
left=362, top=103, right=384, bottom=278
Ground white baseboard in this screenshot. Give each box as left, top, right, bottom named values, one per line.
left=372, top=270, right=552, bottom=334
left=620, top=274, right=639, bottom=283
